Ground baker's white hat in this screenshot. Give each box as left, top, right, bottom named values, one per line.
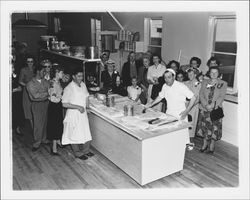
left=106, top=59, right=115, bottom=65
left=165, top=68, right=176, bottom=76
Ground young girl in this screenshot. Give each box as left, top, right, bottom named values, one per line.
left=127, top=77, right=142, bottom=102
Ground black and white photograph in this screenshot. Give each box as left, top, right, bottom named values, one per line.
left=1, top=1, right=249, bottom=199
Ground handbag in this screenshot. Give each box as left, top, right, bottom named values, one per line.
left=210, top=101, right=224, bottom=121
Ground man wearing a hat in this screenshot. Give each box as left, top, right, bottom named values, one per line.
left=100, top=59, right=119, bottom=91
left=145, top=68, right=196, bottom=121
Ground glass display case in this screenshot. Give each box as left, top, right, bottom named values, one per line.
left=40, top=49, right=101, bottom=86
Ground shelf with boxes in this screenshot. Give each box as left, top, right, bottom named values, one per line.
left=114, top=40, right=144, bottom=52
left=99, top=30, right=144, bottom=53
left=115, top=30, right=144, bottom=52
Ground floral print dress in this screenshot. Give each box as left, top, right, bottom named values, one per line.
left=196, top=79, right=227, bottom=141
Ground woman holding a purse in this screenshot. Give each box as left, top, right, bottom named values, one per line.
left=197, top=66, right=227, bottom=154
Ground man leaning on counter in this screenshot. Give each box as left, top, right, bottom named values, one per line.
left=145, top=68, right=196, bottom=146
left=145, top=68, right=196, bottom=120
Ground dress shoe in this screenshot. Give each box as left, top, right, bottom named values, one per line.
left=186, top=143, right=195, bottom=151
left=32, top=147, right=39, bottom=152
left=78, top=155, right=88, bottom=160
left=206, top=150, right=214, bottom=155
left=51, top=151, right=60, bottom=156
left=199, top=146, right=208, bottom=153
left=85, top=152, right=94, bottom=157
left=56, top=142, right=64, bottom=148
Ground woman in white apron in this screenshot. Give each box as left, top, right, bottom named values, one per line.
left=61, top=68, right=94, bottom=160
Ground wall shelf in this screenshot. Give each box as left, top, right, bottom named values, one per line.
left=41, top=49, right=101, bottom=62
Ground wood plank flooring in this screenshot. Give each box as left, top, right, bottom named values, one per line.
left=12, top=122, right=239, bottom=190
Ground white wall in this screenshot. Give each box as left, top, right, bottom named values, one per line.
left=162, top=13, right=209, bottom=72
left=112, top=12, right=234, bottom=74
left=222, top=101, right=238, bottom=146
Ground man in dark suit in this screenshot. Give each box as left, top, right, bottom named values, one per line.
left=121, top=51, right=141, bottom=87
left=100, top=59, right=119, bottom=92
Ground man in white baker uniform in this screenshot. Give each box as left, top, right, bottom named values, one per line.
left=145, top=68, right=196, bottom=148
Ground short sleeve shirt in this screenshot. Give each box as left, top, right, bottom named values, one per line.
left=159, top=81, right=194, bottom=118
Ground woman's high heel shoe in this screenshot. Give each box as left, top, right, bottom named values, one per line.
left=207, top=150, right=214, bottom=154
left=50, top=146, right=60, bottom=156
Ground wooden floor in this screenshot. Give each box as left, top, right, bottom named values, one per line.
left=12, top=122, right=239, bottom=190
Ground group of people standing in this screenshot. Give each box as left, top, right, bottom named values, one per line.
left=99, top=51, right=227, bottom=154
left=12, top=41, right=227, bottom=158
left=12, top=45, right=94, bottom=160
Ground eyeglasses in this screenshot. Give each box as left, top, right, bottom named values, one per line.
left=27, top=60, right=34, bottom=63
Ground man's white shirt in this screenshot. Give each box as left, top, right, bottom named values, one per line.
left=159, top=81, right=194, bottom=119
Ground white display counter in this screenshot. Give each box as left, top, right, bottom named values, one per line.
left=88, top=95, right=190, bottom=185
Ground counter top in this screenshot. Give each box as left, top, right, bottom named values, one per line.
left=40, top=49, right=101, bottom=62
left=89, top=95, right=190, bottom=141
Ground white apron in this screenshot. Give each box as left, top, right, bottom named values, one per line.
left=61, top=81, right=92, bottom=145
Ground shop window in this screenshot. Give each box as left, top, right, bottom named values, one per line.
left=210, top=16, right=237, bottom=92
left=144, top=18, right=162, bottom=56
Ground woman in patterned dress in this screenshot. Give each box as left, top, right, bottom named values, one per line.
left=197, top=66, right=227, bottom=154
